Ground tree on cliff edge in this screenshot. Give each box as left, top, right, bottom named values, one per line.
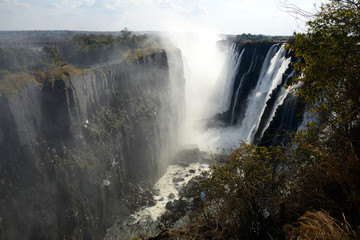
left=290, top=0, right=360, bottom=153
left=286, top=0, right=360, bottom=236
left=196, top=1, right=360, bottom=239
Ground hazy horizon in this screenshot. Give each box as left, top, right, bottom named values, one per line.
left=1, top=0, right=326, bottom=35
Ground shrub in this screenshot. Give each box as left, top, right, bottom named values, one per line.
left=200, top=143, right=289, bottom=239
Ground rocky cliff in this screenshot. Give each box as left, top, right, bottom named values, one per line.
left=212, top=42, right=303, bottom=145
left=0, top=49, right=184, bottom=239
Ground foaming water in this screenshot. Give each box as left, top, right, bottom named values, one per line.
left=132, top=162, right=209, bottom=222
left=241, top=44, right=291, bottom=143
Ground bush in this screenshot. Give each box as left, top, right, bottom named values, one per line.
left=199, top=143, right=289, bottom=239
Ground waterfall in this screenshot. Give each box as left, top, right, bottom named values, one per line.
left=162, top=35, right=302, bottom=151
left=230, top=50, right=258, bottom=124
left=206, top=42, right=301, bottom=148
left=253, top=72, right=296, bottom=144
left=243, top=44, right=292, bottom=143
left=216, top=44, right=244, bottom=113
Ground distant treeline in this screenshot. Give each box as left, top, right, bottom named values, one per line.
left=59, top=28, right=161, bottom=66
left=216, top=33, right=291, bottom=50
left=0, top=29, right=163, bottom=76
left=230, top=33, right=291, bottom=43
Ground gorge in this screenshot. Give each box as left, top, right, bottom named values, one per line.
left=0, top=32, right=304, bottom=239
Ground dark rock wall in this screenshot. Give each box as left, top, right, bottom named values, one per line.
left=215, top=42, right=275, bottom=125
left=214, top=42, right=304, bottom=146
left=0, top=50, right=184, bottom=239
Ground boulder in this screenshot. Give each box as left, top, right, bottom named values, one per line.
left=172, top=177, right=185, bottom=183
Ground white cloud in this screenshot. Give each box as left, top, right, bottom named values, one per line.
left=188, top=4, right=207, bottom=15
left=0, top=0, right=30, bottom=11
left=103, top=0, right=154, bottom=10
left=158, top=0, right=207, bottom=15
left=83, top=0, right=96, bottom=7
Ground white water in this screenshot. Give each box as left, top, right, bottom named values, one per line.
left=216, top=44, right=245, bottom=113
left=132, top=162, right=209, bottom=222
left=179, top=43, right=293, bottom=150
left=230, top=50, right=257, bottom=125
left=235, top=44, right=291, bottom=143
left=128, top=41, right=294, bottom=231
left=255, top=73, right=297, bottom=142
left=163, top=36, right=294, bottom=151
left=106, top=38, right=297, bottom=239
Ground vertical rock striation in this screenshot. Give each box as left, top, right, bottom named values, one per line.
left=0, top=49, right=184, bottom=239
left=213, top=42, right=303, bottom=146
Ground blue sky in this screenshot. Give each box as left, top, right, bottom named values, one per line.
left=0, top=0, right=325, bottom=35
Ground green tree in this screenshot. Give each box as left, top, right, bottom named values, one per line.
left=287, top=0, right=360, bottom=233
left=201, top=143, right=288, bottom=239
left=290, top=0, right=360, bottom=153
left=42, top=46, right=66, bottom=67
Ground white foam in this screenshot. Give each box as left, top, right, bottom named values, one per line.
left=132, top=162, right=209, bottom=223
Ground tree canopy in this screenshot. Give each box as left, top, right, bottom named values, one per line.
left=177, top=1, right=360, bottom=239
left=290, top=0, right=360, bottom=154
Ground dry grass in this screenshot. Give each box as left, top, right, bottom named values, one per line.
left=133, top=47, right=162, bottom=59
left=0, top=72, right=37, bottom=97
left=0, top=65, right=88, bottom=97
left=34, top=65, right=88, bottom=86
left=284, top=211, right=354, bottom=240
left=122, top=47, right=162, bottom=61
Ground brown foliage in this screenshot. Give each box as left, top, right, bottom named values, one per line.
left=284, top=211, right=354, bottom=240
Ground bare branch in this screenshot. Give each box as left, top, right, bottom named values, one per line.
left=279, top=1, right=318, bottom=31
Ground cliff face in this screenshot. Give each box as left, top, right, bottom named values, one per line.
left=212, top=42, right=303, bottom=146
left=0, top=50, right=184, bottom=239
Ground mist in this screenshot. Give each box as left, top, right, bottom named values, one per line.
left=0, top=22, right=303, bottom=240
left=164, top=27, right=241, bottom=151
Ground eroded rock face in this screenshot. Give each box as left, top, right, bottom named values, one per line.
left=0, top=50, right=185, bottom=239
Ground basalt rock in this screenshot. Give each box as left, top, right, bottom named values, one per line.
left=0, top=49, right=185, bottom=239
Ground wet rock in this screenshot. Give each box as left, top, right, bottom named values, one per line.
left=189, top=169, right=196, bottom=174
left=152, top=189, right=160, bottom=196
left=178, top=161, right=189, bottom=167
left=172, top=177, right=185, bottom=183
left=179, top=177, right=200, bottom=199
left=161, top=210, right=180, bottom=223
left=168, top=193, right=175, bottom=199
left=147, top=199, right=156, bottom=207
left=165, top=199, right=187, bottom=216
left=172, top=146, right=213, bottom=166
left=154, top=196, right=164, bottom=201
left=165, top=201, right=173, bottom=211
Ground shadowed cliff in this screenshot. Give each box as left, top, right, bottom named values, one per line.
left=0, top=49, right=185, bottom=239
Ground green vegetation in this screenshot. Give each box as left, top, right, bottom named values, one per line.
left=34, top=65, right=88, bottom=87
left=289, top=0, right=360, bottom=151
left=200, top=144, right=288, bottom=239
left=0, top=45, right=85, bottom=96
left=0, top=47, right=48, bottom=73
left=42, top=46, right=67, bottom=67
left=131, top=47, right=163, bottom=60
left=226, top=33, right=290, bottom=44
left=0, top=65, right=88, bottom=97
left=0, top=29, right=163, bottom=97
left=59, top=28, right=163, bottom=66
left=165, top=1, right=360, bottom=239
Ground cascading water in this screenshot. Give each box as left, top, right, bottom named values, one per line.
left=207, top=41, right=305, bottom=148
left=253, top=72, right=296, bottom=144
left=105, top=38, right=305, bottom=239
left=230, top=50, right=258, bottom=125
left=216, top=44, right=244, bottom=114
left=239, top=44, right=292, bottom=143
